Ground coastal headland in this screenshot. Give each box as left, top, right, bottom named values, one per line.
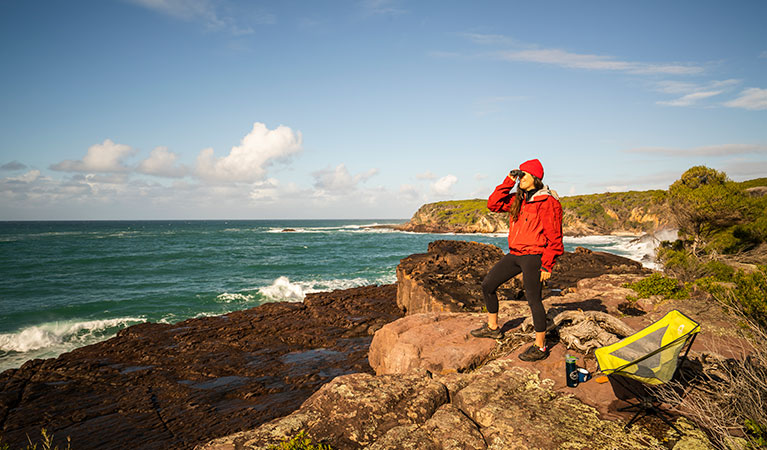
left=0, top=238, right=733, bottom=449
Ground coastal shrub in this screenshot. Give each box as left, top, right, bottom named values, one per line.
left=658, top=246, right=736, bottom=282
left=656, top=308, right=767, bottom=450
left=700, top=260, right=735, bottom=281
left=700, top=266, right=767, bottom=330
left=267, top=431, right=334, bottom=450
left=624, top=273, right=689, bottom=300
left=657, top=247, right=704, bottom=281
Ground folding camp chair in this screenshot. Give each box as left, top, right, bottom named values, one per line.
left=595, top=309, right=700, bottom=433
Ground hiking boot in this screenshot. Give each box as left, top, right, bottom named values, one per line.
left=470, top=323, right=504, bottom=339
left=518, top=344, right=550, bottom=362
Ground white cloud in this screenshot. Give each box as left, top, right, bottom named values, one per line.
left=724, top=88, right=767, bottom=111
left=655, top=79, right=740, bottom=107
left=312, top=164, right=378, bottom=193
left=474, top=173, right=488, bottom=181
left=760, top=51, right=767, bottom=59
left=1, top=161, right=27, bottom=171
left=431, top=174, right=458, bottom=195
left=6, top=170, right=41, bottom=183
left=359, top=0, right=406, bottom=16
left=249, top=178, right=281, bottom=201
left=138, top=146, right=188, bottom=178
left=655, top=79, right=739, bottom=95
left=626, top=143, right=767, bottom=157
left=459, top=33, right=703, bottom=75
left=496, top=48, right=702, bottom=75
left=51, top=139, right=135, bottom=173
left=724, top=160, right=767, bottom=177
left=657, top=90, right=724, bottom=107
left=398, top=184, right=421, bottom=202
left=460, top=33, right=521, bottom=47
left=416, top=171, right=437, bottom=180
left=127, top=0, right=268, bottom=34
left=586, top=170, right=684, bottom=191
left=196, top=122, right=302, bottom=183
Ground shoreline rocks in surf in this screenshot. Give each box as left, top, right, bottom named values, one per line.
left=0, top=242, right=664, bottom=450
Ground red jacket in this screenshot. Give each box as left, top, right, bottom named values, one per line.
left=487, top=176, right=564, bottom=272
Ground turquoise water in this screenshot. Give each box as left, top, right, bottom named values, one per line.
left=0, top=220, right=647, bottom=372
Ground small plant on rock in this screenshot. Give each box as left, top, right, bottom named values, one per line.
left=268, top=431, right=334, bottom=450
left=624, top=273, right=689, bottom=300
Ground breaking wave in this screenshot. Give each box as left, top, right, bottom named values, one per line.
left=258, top=275, right=396, bottom=302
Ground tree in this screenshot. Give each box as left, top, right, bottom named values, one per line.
left=668, top=166, right=746, bottom=255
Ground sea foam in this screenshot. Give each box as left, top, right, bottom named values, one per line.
left=258, top=274, right=396, bottom=303
left=0, top=317, right=145, bottom=354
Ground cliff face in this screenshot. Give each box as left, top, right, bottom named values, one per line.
left=396, top=200, right=508, bottom=234
left=396, top=190, right=672, bottom=236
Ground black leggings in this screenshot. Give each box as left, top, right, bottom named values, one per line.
left=481, top=253, right=546, bottom=332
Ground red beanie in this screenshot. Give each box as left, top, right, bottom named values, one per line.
left=519, top=159, right=544, bottom=180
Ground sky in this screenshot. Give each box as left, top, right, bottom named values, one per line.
left=0, top=0, right=765, bottom=220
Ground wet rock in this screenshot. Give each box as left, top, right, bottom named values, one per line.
left=396, top=240, right=650, bottom=315
left=0, top=284, right=402, bottom=450
left=368, top=313, right=496, bottom=375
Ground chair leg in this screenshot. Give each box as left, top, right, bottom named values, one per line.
left=654, top=407, right=682, bottom=435
left=625, top=407, right=647, bottom=429
left=617, top=398, right=683, bottom=435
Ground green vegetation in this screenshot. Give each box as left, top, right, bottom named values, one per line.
left=649, top=167, right=767, bottom=449
left=560, top=190, right=668, bottom=233
left=623, top=273, right=689, bottom=301
left=696, top=266, right=767, bottom=330
left=267, top=431, right=334, bottom=450
left=668, top=166, right=767, bottom=256
left=430, top=199, right=490, bottom=226
left=0, top=429, right=71, bottom=450
left=744, top=419, right=767, bottom=449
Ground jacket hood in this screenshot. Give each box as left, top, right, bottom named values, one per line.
left=527, top=185, right=559, bottom=203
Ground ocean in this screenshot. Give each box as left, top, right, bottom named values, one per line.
left=0, top=220, right=657, bottom=372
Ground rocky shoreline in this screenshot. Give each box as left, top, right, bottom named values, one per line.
left=0, top=241, right=730, bottom=449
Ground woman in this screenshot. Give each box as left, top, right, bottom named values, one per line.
left=471, top=158, right=564, bottom=362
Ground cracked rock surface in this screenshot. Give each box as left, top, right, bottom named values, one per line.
left=0, top=285, right=401, bottom=450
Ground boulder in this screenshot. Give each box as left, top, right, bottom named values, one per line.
left=396, top=240, right=519, bottom=314
left=450, top=358, right=702, bottom=450
left=366, top=403, right=486, bottom=450
left=197, top=370, right=450, bottom=450
left=201, top=356, right=712, bottom=449
left=368, top=313, right=496, bottom=375
left=396, top=240, right=650, bottom=315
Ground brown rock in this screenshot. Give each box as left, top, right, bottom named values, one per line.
left=396, top=240, right=520, bottom=314
left=0, top=285, right=402, bottom=450
left=451, top=359, right=677, bottom=449
left=368, top=313, right=496, bottom=375
left=367, top=403, right=486, bottom=450
left=198, top=370, right=449, bottom=450
left=396, top=240, right=649, bottom=315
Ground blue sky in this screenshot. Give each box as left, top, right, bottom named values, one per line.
left=1, top=0, right=765, bottom=220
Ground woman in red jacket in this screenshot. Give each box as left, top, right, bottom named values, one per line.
left=471, top=158, right=564, bottom=362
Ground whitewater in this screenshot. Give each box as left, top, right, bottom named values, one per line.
left=0, top=220, right=664, bottom=372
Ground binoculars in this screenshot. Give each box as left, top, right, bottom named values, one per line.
left=509, top=169, right=524, bottom=178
